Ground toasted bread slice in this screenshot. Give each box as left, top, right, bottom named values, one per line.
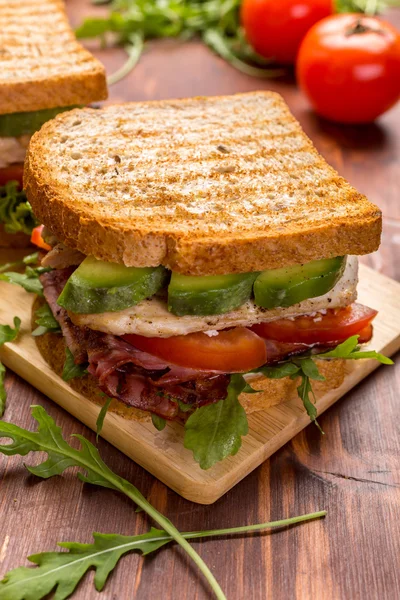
left=0, top=0, right=107, bottom=114
left=33, top=309, right=346, bottom=420
left=25, top=92, right=381, bottom=275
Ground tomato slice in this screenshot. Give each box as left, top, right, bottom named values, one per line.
left=251, top=304, right=377, bottom=344
left=123, top=327, right=267, bottom=373
left=30, top=225, right=51, bottom=251
left=0, top=164, right=24, bottom=187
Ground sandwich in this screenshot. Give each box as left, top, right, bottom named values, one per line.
left=0, top=0, right=107, bottom=248
left=22, top=91, right=388, bottom=469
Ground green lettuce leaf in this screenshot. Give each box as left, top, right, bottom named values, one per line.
left=151, top=413, right=167, bottom=431
left=32, top=303, right=61, bottom=337
left=184, top=374, right=248, bottom=469
left=0, top=182, right=37, bottom=235
left=62, top=348, right=87, bottom=382
left=96, top=396, right=113, bottom=440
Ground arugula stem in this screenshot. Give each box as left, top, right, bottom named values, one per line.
left=0, top=252, right=38, bottom=274
left=181, top=510, right=327, bottom=540
left=11, top=428, right=226, bottom=600
left=107, top=33, right=144, bottom=86
left=123, top=491, right=227, bottom=600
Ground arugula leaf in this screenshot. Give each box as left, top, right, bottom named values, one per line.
left=184, top=374, right=248, bottom=469
left=0, top=317, right=21, bottom=417
left=0, top=405, right=226, bottom=600
left=0, top=182, right=37, bottom=235
left=32, top=303, right=61, bottom=337
left=62, top=348, right=88, bottom=382
left=256, top=334, right=393, bottom=432
left=0, top=317, right=21, bottom=346
left=296, top=357, right=325, bottom=381
left=151, top=413, right=167, bottom=431
left=0, top=252, right=39, bottom=274
left=0, top=529, right=170, bottom=599
left=0, top=269, right=44, bottom=295
left=96, top=396, right=113, bottom=440
left=256, top=362, right=301, bottom=379
left=76, top=0, right=284, bottom=82
left=317, top=335, right=394, bottom=364
left=0, top=511, right=327, bottom=600
left=297, top=374, right=324, bottom=434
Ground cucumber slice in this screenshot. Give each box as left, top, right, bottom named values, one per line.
left=168, top=272, right=258, bottom=316
left=57, top=256, right=169, bottom=314
left=0, top=106, right=80, bottom=137
left=253, top=256, right=346, bottom=309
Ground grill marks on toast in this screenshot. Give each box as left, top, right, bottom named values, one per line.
left=0, top=0, right=107, bottom=113
left=25, top=92, right=382, bottom=274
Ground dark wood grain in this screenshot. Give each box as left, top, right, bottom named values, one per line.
left=1, top=2, right=400, bottom=599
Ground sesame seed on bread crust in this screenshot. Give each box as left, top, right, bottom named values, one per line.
left=25, top=92, right=381, bottom=275
left=0, top=0, right=107, bottom=114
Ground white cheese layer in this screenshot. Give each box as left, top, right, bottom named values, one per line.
left=0, top=135, right=30, bottom=168
left=69, top=257, right=359, bottom=338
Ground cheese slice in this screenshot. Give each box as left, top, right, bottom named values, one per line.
left=69, top=256, right=358, bottom=338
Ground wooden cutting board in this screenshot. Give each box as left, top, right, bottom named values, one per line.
left=0, top=263, right=399, bottom=504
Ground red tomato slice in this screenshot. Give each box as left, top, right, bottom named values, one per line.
left=123, top=327, right=267, bottom=373
left=251, top=304, right=377, bottom=344
left=0, top=164, right=24, bottom=187
left=31, top=225, right=51, bottom=251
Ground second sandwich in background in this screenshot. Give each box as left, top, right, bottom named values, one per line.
left=0, top=0, right=107, bottom=248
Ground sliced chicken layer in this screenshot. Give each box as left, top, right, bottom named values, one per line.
left=69, top=256, right=359, bottom=338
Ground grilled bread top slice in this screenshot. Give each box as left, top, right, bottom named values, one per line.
left=25, top=91, right=381, bottom=275
left=0, top=0, right=107, bottom=114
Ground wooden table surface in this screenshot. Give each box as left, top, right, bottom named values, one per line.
left=1, top=2, right=400, bottom=599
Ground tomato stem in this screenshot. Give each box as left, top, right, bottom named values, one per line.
left=345, top=17, right=385, bottom=37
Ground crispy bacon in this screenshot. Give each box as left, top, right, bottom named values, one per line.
left=86, top=333, right=229, bottom=418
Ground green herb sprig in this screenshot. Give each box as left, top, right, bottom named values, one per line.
left=62, top=348, right=88, bottom=382
left=183, top=336, right=393, bottom=469
left=0, top=182, right=37, bottom=236
left=0, top=513, right=326, bottom=600
left=0, top=406, right=326, bottom=599
left=0, top=405, right=226, bottom=599
left=76, top=0, right=283, bottom=83
left=0, top=259, right=50, bottom=296
left=32, top=303, right=61, bottom=337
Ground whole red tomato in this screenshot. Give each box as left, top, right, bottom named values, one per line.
left=241, top=0, right=333, bottom=64
left=297, top=13, right=400, bottom=123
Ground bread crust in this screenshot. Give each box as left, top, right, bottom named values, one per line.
left=0, top=0, right=107, bottom=114
left=32, top=301, right=346, bottom=421
left=25, top=92, right=381, bottom=275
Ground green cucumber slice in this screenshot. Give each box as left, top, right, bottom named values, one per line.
left=168, top=271, right=258, bottom=316
left=0, top=106, right=81, bottom=137
left=253, top=256, right=346, bottom=309
left=57, top=256, right=169, bottom=314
